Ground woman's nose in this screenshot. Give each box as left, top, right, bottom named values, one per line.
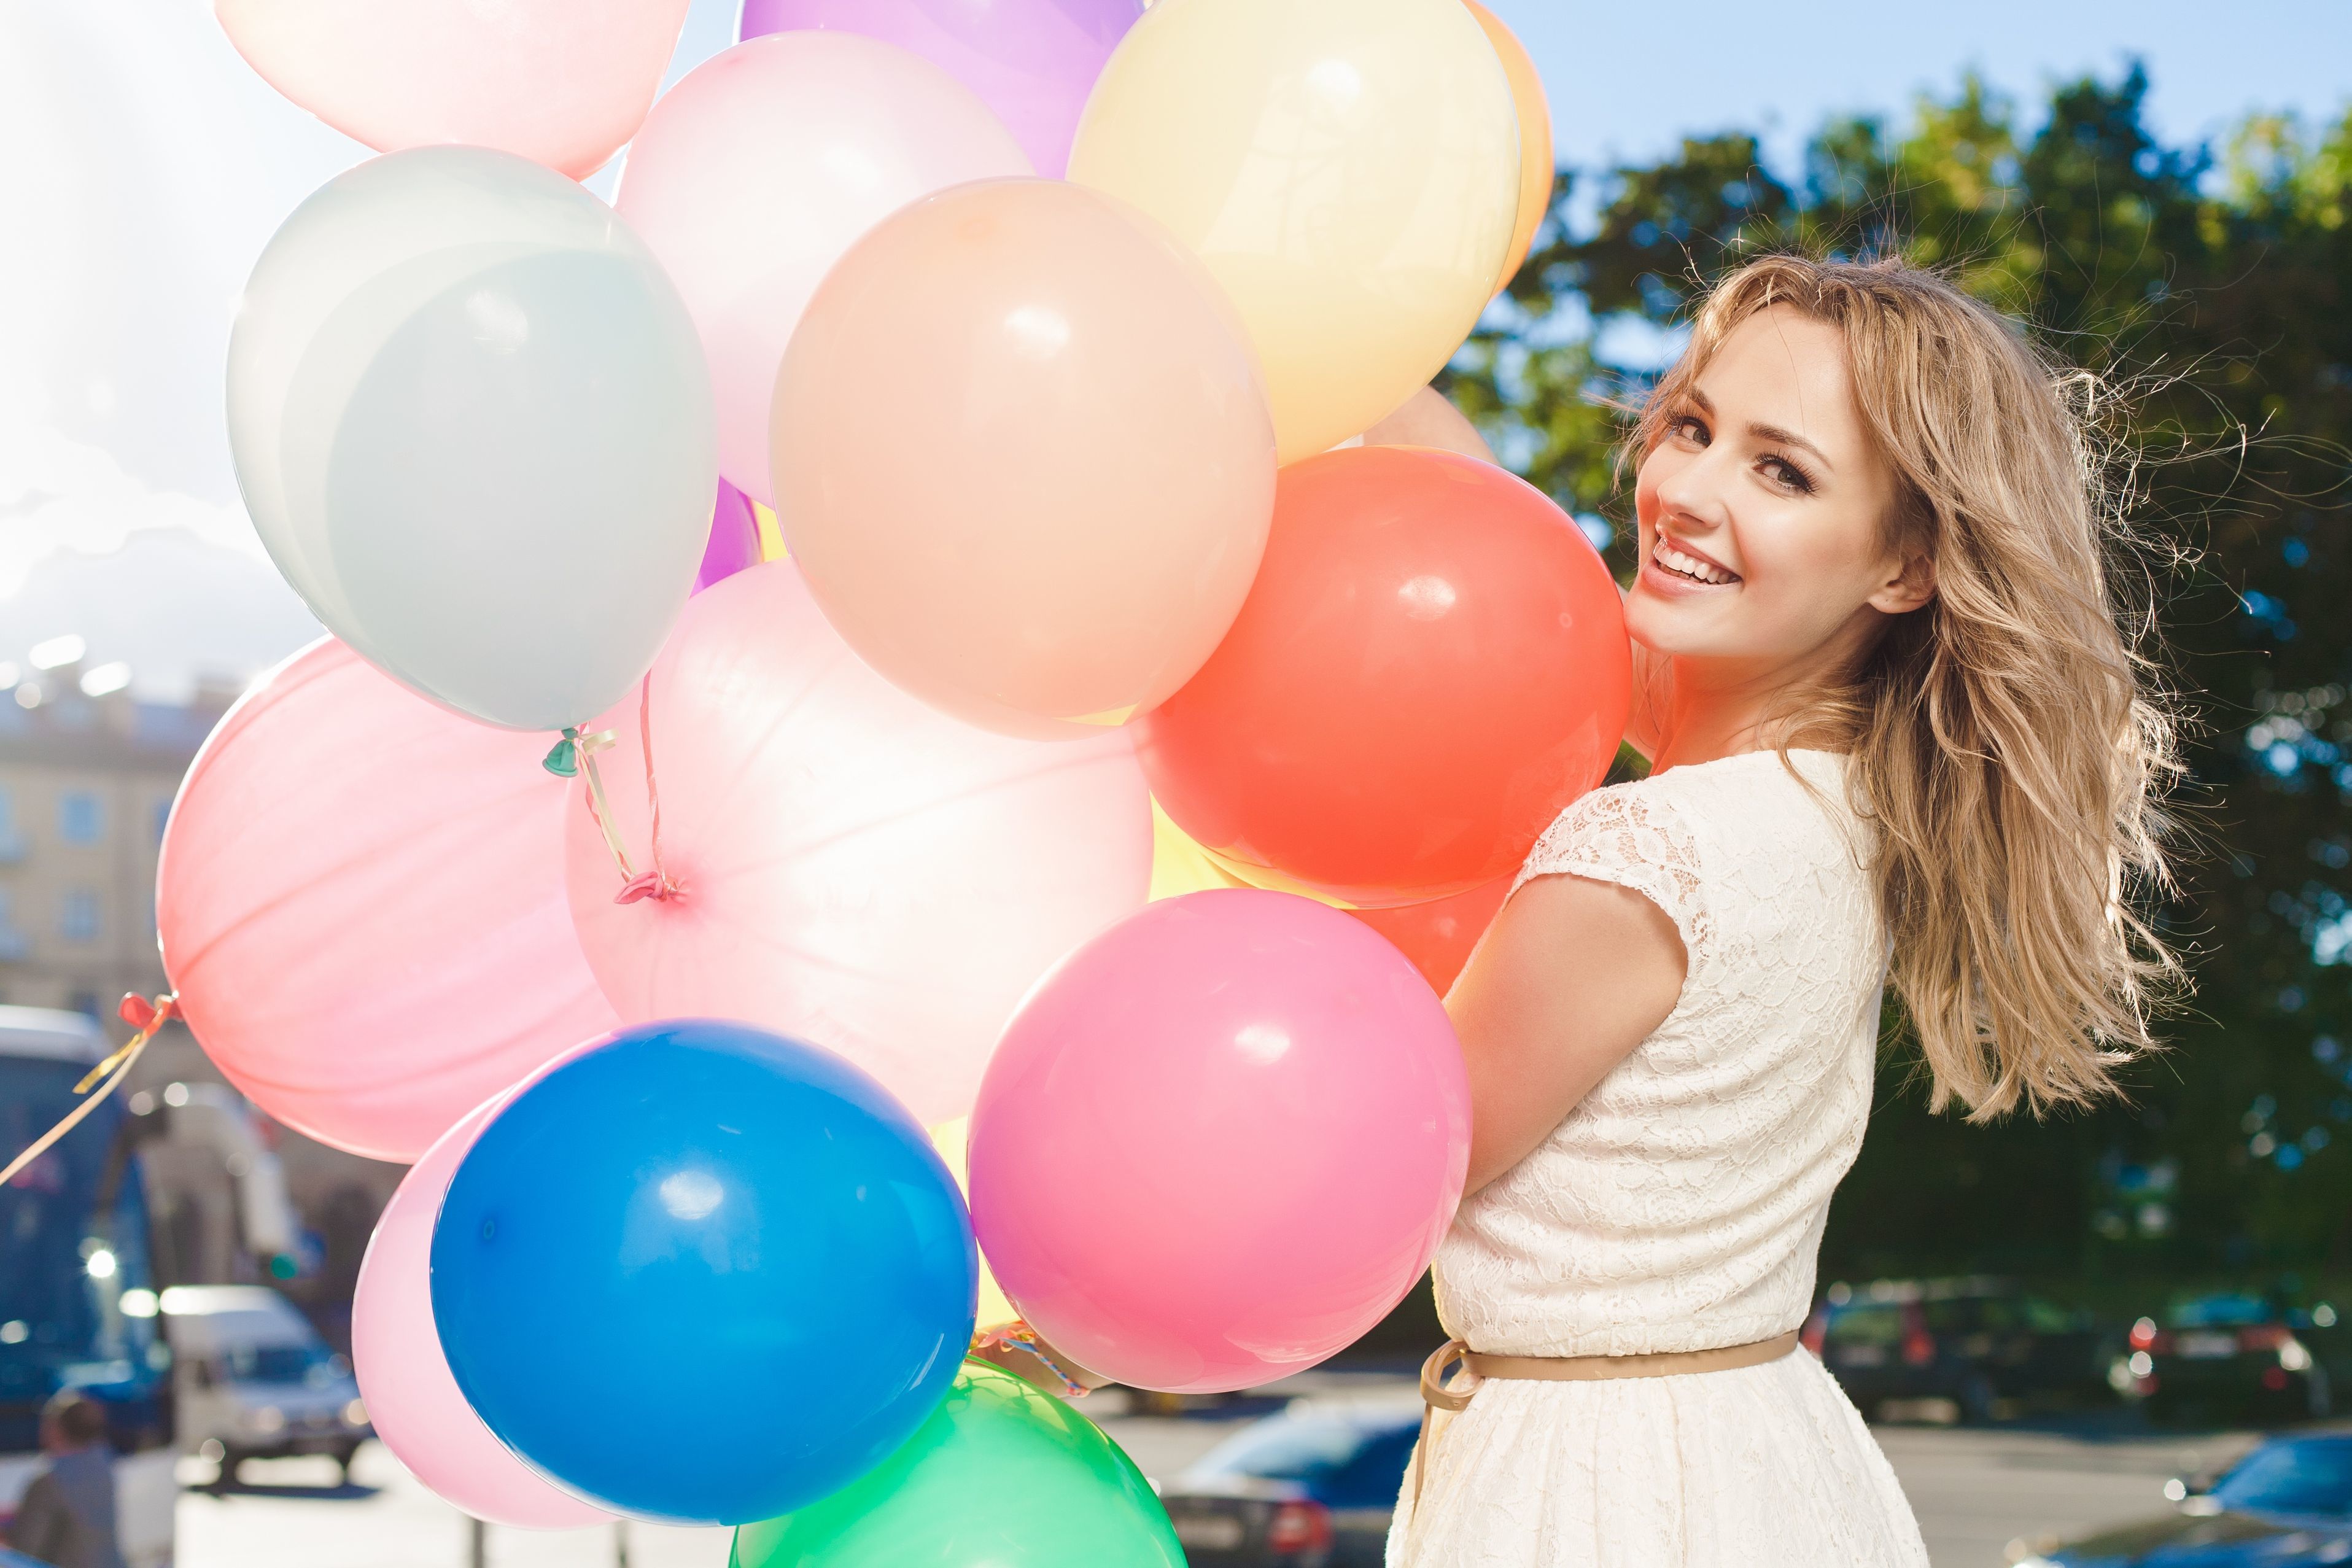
left=1654, top=458, right=1732, bottom=534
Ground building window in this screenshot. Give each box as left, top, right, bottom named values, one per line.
left=0, top=787, right=18, bottom=863
left=59, top=791, right=103, bottom=845
left=59, top=888, right=100, bottom=942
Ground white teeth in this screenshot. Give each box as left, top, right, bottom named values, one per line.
left=1651, top=540, right=1737, bottom=585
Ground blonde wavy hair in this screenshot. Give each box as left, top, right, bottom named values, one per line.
left=1634, top=254, right=2183, bottom=1120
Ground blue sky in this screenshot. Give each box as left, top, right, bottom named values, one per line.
left=1482, top=0, right=2352, bottom=175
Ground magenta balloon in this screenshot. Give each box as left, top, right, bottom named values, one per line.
left=736, top=0, right=1142, bottom=177
left=564, top=562, right=1154, bottom=1125
left=696, top=479, right=763, bottom=592
left=352, top=1089, right=612, bottom=1529
left=969, top=890, right=1470, bottom=1393
left=158, top=640, right=619, bottom=1163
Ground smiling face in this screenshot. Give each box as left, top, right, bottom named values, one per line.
left=1628, top=305, right=1930, bottom=685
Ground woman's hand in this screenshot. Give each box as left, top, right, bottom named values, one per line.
left=1446, top=872, right=1685, bottom=1196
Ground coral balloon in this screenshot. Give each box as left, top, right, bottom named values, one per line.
left=1467, top=0, right=1554, bottom=290
left=565, top=563, right=1153, bottom=1125
left=615, top=34, right=1030, bottom=505
left=215, top=0, right=688, bottom=178
left=1138, top=446, right=1630, bottom=906
left=1350, top=877, right=1510, bottom=996
left=732, top=1364, right=1183, bottom=1568
left=774, top=178, right=1275, bottom=738
left=228, top=147, right=714, bottom=731
left=432, top=1021, right=976, bottom=1524
left=970, top=891, right=1469, bottom=1392
left=158, top=640, right=617, bottom=1163
left=738, top=0, right=1143, bottom=179
left=697, top=479, right=764, bottom=594
left=1068, top=0, right=1518, bottom=460
left=352, top=1095, right=611, bottom=1529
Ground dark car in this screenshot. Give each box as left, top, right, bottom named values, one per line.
left=2124, top=1293, right=2334, bottom=1427
left=1156, top=1402, right=1421, bottom=1567
left=1807, top=1278, right=2109, bottom=1423
left=2026, top=1431, right=2352, bottom=1565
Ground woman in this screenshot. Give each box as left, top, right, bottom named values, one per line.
left=1389, top=255, right=2178, bottom=1566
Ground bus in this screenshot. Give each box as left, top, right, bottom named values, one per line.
left=0, top=1006, right=302, bottom=1567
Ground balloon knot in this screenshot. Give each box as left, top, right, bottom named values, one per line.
left=614, top=871, right=684, bottom=906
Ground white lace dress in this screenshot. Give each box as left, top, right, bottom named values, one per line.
left=1388, top=750, right=1928, bottom=1567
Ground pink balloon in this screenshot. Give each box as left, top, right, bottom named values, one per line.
left=737, top=0, right=1143, bottom=178
left=158, top=640, right=619, bottom=1162
left=969, top=890, right=1470, bottom=1392
left=352, top=1090, right=612, bottom=1529
left=614, top=33, right=1030, bottom=503
left=215, top=0, right=691, bottom=179
left=564, top=562, right=1152, bottom=1125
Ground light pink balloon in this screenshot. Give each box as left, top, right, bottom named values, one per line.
left=352, top=1090, right=611, bottom=1529
left=158, top=640, right=618, bottom=1163
left=215, top=0, right=691, bottom=179
left=969, top=890, right=1470, bottom=1392
left=564, top=562, right=1152, bottom=1125
left=614, top=33, right=1031, bottom=503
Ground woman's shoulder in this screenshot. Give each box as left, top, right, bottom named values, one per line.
left=1513, top=751, right=1863, bottom=953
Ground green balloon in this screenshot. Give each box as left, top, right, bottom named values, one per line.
left=732, top=1362, right=1185, bottom=1567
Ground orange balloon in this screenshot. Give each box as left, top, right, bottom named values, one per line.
left=1466, top=0, right=1553, bottom=290
left=1349, top=877, right=1510, bottom=996
left=773, top=178, right=1276, bottom=739
left=1136, top=446, right=1629, bottom=906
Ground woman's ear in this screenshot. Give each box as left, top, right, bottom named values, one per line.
left=1870, top=551, right=1938, bottom=616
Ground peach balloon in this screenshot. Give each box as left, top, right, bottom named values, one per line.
left=157, top=641, right=618, bottom=1163
left=215, top=0, right=689, bottom=179
left=564, top=563, right=1154, bottom=1125
left=1466, top=0, right=1554, bottom=290
left=773, top=177, right=1276, bottom=740
left=616, top=34, right=1030, bottom=505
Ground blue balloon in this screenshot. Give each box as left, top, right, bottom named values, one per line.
left=429, top=1020, right=976, bottom=1525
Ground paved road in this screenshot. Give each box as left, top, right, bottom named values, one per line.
left=176, top=1406, right=2264, bottom=1567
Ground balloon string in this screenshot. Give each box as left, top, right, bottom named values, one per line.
left=572, top=729, right=637, bottom=885
left=610, top=677, right=681, bottom=905
left=0, top=994, right=177, bottom=1190
left=969, top=1319, right=1092, bottom=1400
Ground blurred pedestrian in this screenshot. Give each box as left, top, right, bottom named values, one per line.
left=3, top=1392, right=126, bottom=1568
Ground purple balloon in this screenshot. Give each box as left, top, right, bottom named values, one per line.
left=735, top=0, right=1143, bottom=179
left=696, top=479, right=764, bottom=593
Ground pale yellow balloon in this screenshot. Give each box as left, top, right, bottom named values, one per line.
left=1069, top=0, right=1520, bottom=462
left=929, top=1116, right=1019, bottom=1330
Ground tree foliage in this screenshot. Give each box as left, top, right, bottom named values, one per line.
left=1453, top=68, right=2352, bottom=1289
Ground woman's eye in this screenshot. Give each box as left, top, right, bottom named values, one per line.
left=1671, top=415, right=1708, bottom=444
left=1760, top=456, right=1815, bottom=494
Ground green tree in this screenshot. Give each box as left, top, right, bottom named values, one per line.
left=1451, top=69, right=2352, bottom=1291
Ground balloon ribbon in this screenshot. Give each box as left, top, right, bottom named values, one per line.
left=0, top=993, right=178, bottom=1189
left=545, top=679, right=683, bottom=904
left=969, top=1319, right=1093, bottom=1400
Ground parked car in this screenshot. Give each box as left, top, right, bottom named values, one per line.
left=2021, top=1430, right=2352, bottom=1564
left=2119, top=1292, right=2333, bottom=1428
left=161, top=1286, right=371, bottom=1482
left=1155, top=1401, right=1422, bottom=1567
left=1806, top=1278, right=2109, bottom=1423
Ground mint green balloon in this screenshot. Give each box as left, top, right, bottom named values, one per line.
left=732, top=1362, right=1183, bottom=1567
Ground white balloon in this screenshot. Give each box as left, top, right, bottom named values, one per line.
left=227, top=146, right=715, bottom=732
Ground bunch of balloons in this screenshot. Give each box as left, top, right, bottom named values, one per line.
left=161, top=0, right=1634, bottom=1550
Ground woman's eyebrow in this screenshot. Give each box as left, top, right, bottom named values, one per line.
left=1748, top=420, right=1834, bottom=473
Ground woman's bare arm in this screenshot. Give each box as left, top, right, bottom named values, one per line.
left=1448, top=873, right=1685, bottom=1195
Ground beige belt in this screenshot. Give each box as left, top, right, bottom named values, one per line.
left=1410, top=1332, right=1801, bottom=1506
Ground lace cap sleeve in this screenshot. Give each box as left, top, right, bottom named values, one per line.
left=1510, top=783, right=1712, bottom=960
